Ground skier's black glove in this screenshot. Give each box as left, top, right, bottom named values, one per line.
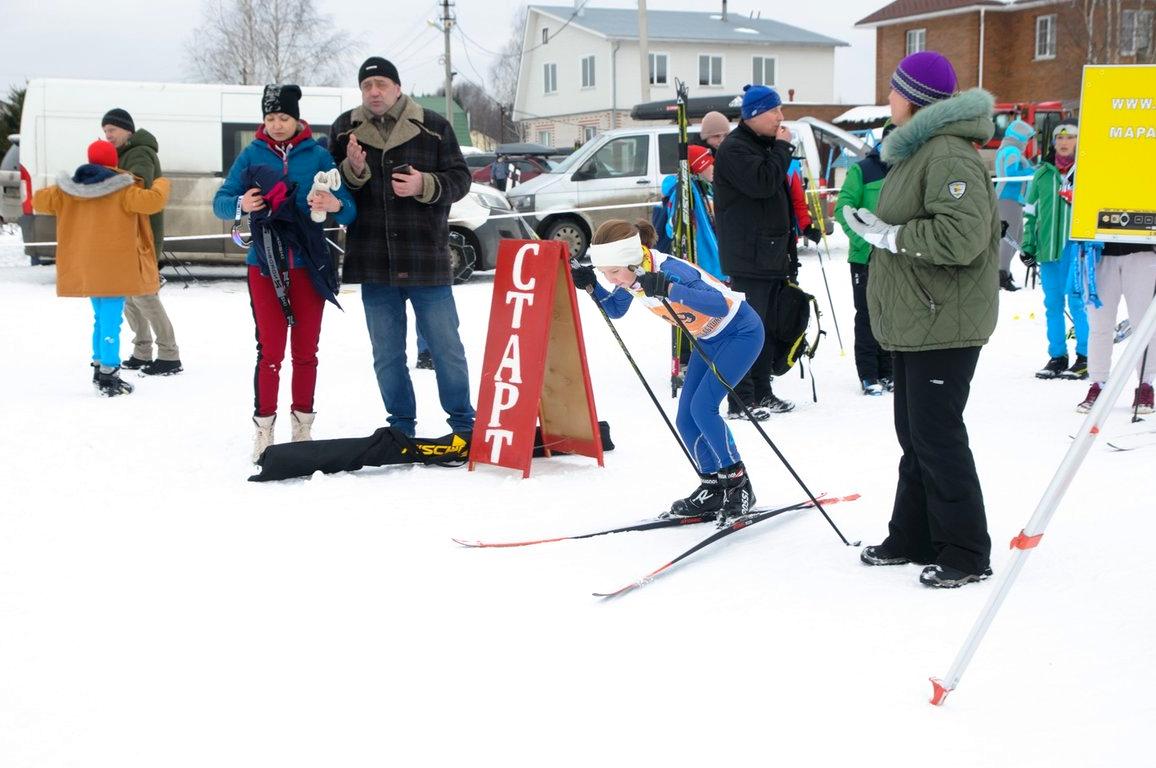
left=571, top=263, right=597, bottom=291
left=803, top=226, right=822, bottom=245
left=1020, top=250, right=1037, bottom=268
left=637, top=271, right=671, bottom=298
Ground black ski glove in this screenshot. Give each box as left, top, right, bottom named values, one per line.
left=636, top=271, right=671, bottom=298
left=1020, top=250, right=1037, bottom=268
left=803, top=226, right=822, bottom=245
left=571, top=264, right=597, bottom=291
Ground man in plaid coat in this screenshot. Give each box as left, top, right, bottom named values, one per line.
left=331, top=57, right=474, bottom=439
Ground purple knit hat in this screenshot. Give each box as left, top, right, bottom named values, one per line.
left=890, top=51, right=958, bottom=107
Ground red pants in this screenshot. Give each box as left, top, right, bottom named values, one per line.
left=248, top=266, right=324, bottom=417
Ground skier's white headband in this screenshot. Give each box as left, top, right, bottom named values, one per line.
left=1053, top=123, right=1078, bottom=139
left=587, top=233, right=643, bottom=269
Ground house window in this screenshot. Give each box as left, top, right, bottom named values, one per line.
left=649, top=53, right=668, bottom=85
left=1122, top=10, right=1155, bottom=56
left=698, top=54, right=723, bottom=87
left=537, top=130, right=552, bottom=146
left=752, top=56, right=776, bottom=86
left=1035, top=15, right=1057, bottom=60
left=544, top=63, right=557, bottom=94
left=583, top=125, right=598, bottom=142
left=581, top=55, right=596, bottom=88
left=542, top=28, right=549, bottom=44
left=905, top=28, right=926, bottom=55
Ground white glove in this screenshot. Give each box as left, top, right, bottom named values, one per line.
left=842, top=206, right=900, bottom=253
left=310, top=169, right=342, bottom=223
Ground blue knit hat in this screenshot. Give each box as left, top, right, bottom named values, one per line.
left=891, top=51, right=957, bottom=107
left=741, top=84, right=782, bottom=120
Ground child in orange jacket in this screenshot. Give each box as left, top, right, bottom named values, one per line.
left=33, top=139, right=170, bottom=395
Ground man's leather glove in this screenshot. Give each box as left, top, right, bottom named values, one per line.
left=803, top=226, right=822, bottom=245
left=1020, top=250, right=1037, bottom=268
left=842, top=206, right=901, bottom=253
left=636, top=271, right=671, bottom=298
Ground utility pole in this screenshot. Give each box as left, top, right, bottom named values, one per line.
left=638, top=0, right=650, bottom=103
left=442, top=0, right=454, bottom=128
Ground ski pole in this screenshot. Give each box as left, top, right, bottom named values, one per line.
left=799, top=158, right=846, bottom=355
left=573, top=261, right=699, bottom=474
left=649, top=287, right=858, bottom=547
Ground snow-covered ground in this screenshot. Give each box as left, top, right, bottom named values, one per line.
left=1, top=226, right=1151, bottom=767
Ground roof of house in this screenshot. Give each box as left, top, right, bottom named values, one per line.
left=856, top=0, right=1007, bottom=27
left=530, top=5, right=847, bottom=47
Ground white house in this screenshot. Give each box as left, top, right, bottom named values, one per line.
left=514, top=4, right=847, bottom=148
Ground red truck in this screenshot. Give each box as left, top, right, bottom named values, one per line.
left=985, top=101, right=1071, bottom=157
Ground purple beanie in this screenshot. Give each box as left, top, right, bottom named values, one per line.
left=891, top=51, right=958, bottom=107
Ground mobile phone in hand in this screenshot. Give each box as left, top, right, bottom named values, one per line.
left=392, top=163, right=412, bottom=175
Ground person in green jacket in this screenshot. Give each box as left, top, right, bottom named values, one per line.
left=835, top=123, right=894, bottom=395
left=1020, top=118, right=1088, bottom=380
left=102, top=108, right=183, bottom=376
left=843, top=51, right=999, bottom=589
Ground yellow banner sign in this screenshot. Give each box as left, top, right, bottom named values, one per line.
left=1070, top=65, right=1156, bottom=243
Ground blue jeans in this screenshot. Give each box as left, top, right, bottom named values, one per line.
left=90, top=297, right=126, bottom=367
left=1039, top=243, right=1088, bottom=358
left=361, top=284, right=475, bottom=436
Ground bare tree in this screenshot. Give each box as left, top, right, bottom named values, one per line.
left=489, top=5, right=527, bottom=107
left=186, top=0, right=359, bottom=86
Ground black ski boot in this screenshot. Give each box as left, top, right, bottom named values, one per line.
left=1058, top=354, right=1088, bottom=380
left=716, top=462, right=755, bottom=525
left=1035, top=355, right=1068, bottom=379
left=97, top=367, right=135, bottom=397
left=758, top=392, right=795, bottom=413
left=667, top=473, right=724, bottom=519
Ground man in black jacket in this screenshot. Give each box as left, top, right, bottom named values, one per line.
left=713, top=85, right=796, bottom=417
left=330, top=57, right=474, bottom=439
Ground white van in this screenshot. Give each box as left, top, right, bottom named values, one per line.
left=507, top=119, right=867, bottom=257
left=17, top=78, right=531, bottom=276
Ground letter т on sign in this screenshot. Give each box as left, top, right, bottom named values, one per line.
left=469, top=239, right=604, bottom=478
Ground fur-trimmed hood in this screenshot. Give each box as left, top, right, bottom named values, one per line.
left=57, top=166, right=134, bottom=198
left=882, top=88, right=995, bottom=164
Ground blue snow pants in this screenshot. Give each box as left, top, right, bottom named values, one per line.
left=90, top=297, right=126, bottom=368
left=675, top=302, right=764, bottom=473
left=1040, top=243, right=1087, bottom=358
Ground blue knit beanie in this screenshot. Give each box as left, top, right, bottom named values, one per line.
left=741, top=85, right=782, bottom=120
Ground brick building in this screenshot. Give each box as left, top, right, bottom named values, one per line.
left=857, top=0, right=1156, bottom=107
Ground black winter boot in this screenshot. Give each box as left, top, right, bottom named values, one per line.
left=999, top=270, right=1020, bottom=292
left=121, top=356, right=151, bottom=370
left=97, top=367, right=135, bottom=397
left=716, top=462, right=756, bottom=524
left=1058, top=354, right=1088, bottom=380
left=668, top=473, right=724, bottom=518
left=1035, top=355, right=1068, bottom=379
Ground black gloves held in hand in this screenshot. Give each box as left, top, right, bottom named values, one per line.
left=571, top=264, right=597, bottom=291
left=636, top=271, right=671, bottom=298
left=803, top=226, right=822, bottom=245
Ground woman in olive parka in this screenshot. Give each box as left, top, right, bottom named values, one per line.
left=843, top=51, right=1000, bottom=589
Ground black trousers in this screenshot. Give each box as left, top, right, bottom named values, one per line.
left=727, top=275, right=779, bottom=408
left=882, top=346, right=991, bottom=574
left=850, top=263, right=892, bottom=382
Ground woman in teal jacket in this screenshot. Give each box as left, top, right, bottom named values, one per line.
left=843, top=52, right=999, bottom=589
left=1021, top=118, right=1087, bottom=380
left=213, top=84, right=357, bottom=461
